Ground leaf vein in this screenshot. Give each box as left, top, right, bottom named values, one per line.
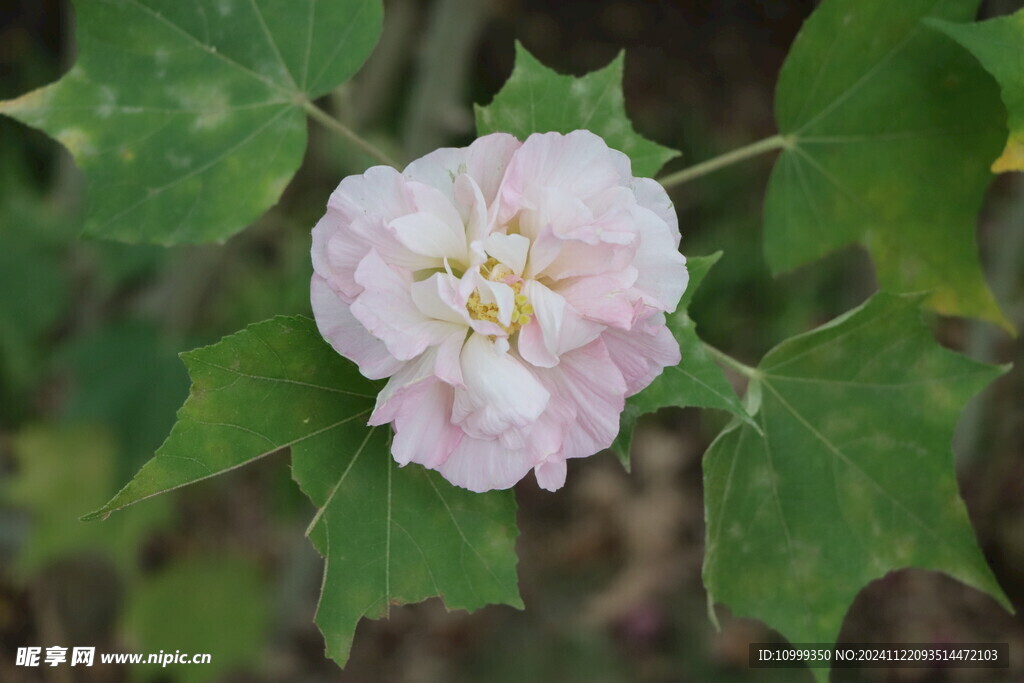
left=188, top=355, right=376, bottom=398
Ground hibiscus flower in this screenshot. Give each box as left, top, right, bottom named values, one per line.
left=311, top=130, right=687, bottom=492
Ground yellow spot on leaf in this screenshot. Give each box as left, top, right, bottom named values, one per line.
left=991, top=134, right=1024, bottom=173
left=56, top=128, right=95, bottom=157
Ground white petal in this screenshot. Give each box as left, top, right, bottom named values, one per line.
left=484, top=232, right=530, bottom=275
left=410, top=272, right=473, bottom=326
left=455, top=174, right=491, bottom=248
left=390, top=211, right=466, bottom=261
left=451, top=333, right=549, bottom=439
left=518, top=280, right=564, bottom=368
left=403, top=133, right=522, bottom=208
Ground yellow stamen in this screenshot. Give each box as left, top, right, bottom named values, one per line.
left=466, top=259, right=533, bottom=334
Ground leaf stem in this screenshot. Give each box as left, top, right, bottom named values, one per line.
left=302, top=100, right=399, bottom=168
left=658, top=134, right=789, bottom=189
left=702, top=342, right=760, bottom=379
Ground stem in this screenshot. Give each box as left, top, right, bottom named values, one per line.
left=658, top=134, right=789, bottom=189
left=702, top=342, right=760, bottom=380
left=302, top=100, right=399, bottom=168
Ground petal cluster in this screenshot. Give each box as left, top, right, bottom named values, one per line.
left=311, top=131, right=687, bottom=492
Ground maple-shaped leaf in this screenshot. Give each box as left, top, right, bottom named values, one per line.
left=476, top=42, right=678, bottom=178
left=703, top=292, right=1011, bottom=683
left=765, top=0, right=1010, bottom=330
left=85, top=316, right=521, bottom=668
left=0, top=0, right=382, bottom=244
left=931, top=8, right=1024, bottom=173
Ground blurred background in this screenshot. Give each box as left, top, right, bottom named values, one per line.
left=2, top=0, right=1023, bottom=680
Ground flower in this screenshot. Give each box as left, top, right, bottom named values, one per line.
left=311, top=131, right=687, bottom=492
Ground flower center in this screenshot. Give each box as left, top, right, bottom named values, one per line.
left=467, top=258, right=533, bottom=333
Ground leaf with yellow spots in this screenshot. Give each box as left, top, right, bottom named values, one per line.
left=930, top=8, right=1024, bottom=173
left=84, top=316, right=522, bottom=668
left=765, top=0, right=1012, bottom=331
left=703, top=292, right=1010, bottom=683
left=0, top=0, right=382, bottom=244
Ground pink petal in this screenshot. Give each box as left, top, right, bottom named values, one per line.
left=518, top=281, right=604, bottom=369
left=326, top=166, right=437, bottom=273
left=389, top=379, right=463, bottom=468
left=387, top=180, right=471, bottom=263
left=601, top=312, right=681, bottom=396
left=350, top=250, right=464, bottom=361
left=534, top=457, right=568, bottom=491
left=312, top=166, right=447, bottom=302
left=369, top=346, right=438, bottom=425
left=517, top=320, right=559, bottom=369
left=311, top=274, right=402, bottom=380
left=630, top=204, right=688, bottom=312
left=554, top=269, right=639, bottom=329
left=537, top=339, right=627, bottom=460
left=436, top=433, right=539, bottom=492
left=404, top=133, right=522, bottom=209
left=632, top=177, right=681, bottom=247
left=525, top=220, right=638, bottom=283
left=434, top=328, right=467, bottom=386
left=499, top=130, right=623, bottom=226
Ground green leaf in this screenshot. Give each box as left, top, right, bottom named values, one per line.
left=0, top=0, right=382, bottom=244
left=123, top=557, right=270, bottom=683
left=4, top=424, right=169, bottom=577
left=703, top=292, right=1010, bottom=682
left=611, top=253, right=753, bottom=467
left=476, top=42, right=678, bottom=178
left=293, top=428, right=522, bottom=667
left=765, top=0, right=1010, bottom=330
left=87, top=316, right=522, bottom=668
left=931, top=9, right=1024, bottom=174
left=82, top=316, right=381, bottom=520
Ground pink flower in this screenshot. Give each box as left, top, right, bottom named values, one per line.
left=311, top=131, right=687, bottom=492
